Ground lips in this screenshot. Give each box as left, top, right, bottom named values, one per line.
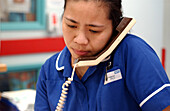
left=73, top=49, right=89, bottom=56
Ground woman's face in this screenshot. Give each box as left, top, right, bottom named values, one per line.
left=62, top=0, right=113, bottom=64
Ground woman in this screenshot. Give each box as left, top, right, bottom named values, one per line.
left=35, top=0, right=170, bottom=110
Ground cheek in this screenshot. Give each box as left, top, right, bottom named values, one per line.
left=94, top=39, right=108, bottom=51
left=91, top=33, right=112, bottom=53
left=62, top=25, right=73, bottom=45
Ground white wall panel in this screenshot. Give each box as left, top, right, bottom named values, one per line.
left=163, top=0, right=170, bottom=78
left=122, top=0, right=163, bottom=57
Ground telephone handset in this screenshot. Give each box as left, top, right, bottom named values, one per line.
left=55, top=17, right=136, bottom=111
left=74, top=17, right=136, bottom=67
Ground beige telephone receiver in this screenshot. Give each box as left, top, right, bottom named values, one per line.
left=55, top=17, right=136, bottom=111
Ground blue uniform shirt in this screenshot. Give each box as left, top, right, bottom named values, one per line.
left=35, top=34, right=170, bottom=111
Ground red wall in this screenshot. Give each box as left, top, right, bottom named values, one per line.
left=0, top=37, right=65, bottom=56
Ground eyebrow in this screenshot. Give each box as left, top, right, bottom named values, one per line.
left=65, top=17, right=78, bottom=24
left=65, top=17, right=104, bottom=27
left=88, top=24, right=104, bottom=27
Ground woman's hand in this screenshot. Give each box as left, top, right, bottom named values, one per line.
left=163, top=105, right=170, bottom=111
left=13, top=0, right=24, bottom=3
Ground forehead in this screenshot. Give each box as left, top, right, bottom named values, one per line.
left=65, top=0, right=107, bottom=9
left=64, top=0, right=109, bottom=18
left=65, top=0, right=103, bottom=2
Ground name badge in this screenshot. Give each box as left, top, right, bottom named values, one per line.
left=104, top=69, right=122, bottom=85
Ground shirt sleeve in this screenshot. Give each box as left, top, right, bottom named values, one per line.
left=123, top=36, right=170, bottom=111
left=34, top=65, right=50, bottom=111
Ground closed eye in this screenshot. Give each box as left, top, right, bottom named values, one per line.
left=89, top=29, right=101, bottom=33
left=66, top=24, right=77, bottom=28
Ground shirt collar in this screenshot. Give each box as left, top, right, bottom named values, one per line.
left=56, top=47, right=111, bottom=78
left=56, top=47, right=111, bottom=71
left=56, top=47, right=71, bottom=71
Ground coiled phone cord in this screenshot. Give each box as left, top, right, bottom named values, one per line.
left=55, top=64, right=77, bottom=111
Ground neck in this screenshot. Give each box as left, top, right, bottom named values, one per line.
left=76, top=66, right=89, bottom=80
left=71, top=57, right=89, bottom=79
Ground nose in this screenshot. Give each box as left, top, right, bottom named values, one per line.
left=74, top=31, right=88, bottom=45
